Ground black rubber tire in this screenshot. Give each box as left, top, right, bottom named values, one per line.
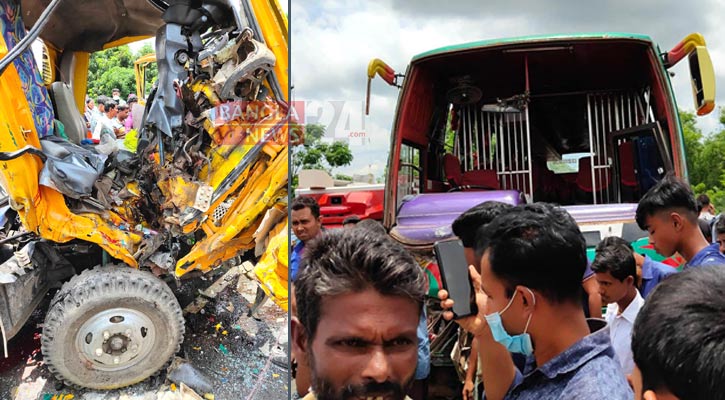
left=41, top=265, right=185, bottom=390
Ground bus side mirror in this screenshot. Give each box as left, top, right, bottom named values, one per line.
left=688, top=46, right=715, bottom=116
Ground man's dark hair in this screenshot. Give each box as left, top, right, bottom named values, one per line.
left=104, top=101, right=117, bottom=112
left=295, top=229, right=426, bottom=341
left=632, top=265, right=725, bottom=399
left=96, top=95, right=109, bottom=106
left=636, top=175, right=698, bottom=230
left=117, top=104, right=129, bottom=112
left=716, top=216, right=725, bottom=235
left=591, top=236, right=636, bottom=282
left=291, top=196, right=320, bottom=219
left=355, top=218, right=386, bottom=235
left=476, top=203, right=586, bottom=303
left=342, top=215, right=360, bottom=225
left=452, top=201, right=513, bottom=248
left=697, top=194, right=711, bottom=207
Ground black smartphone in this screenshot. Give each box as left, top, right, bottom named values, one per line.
left=434, top=239, right=478, bottom=319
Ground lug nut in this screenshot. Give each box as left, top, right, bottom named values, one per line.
left=103, top=331, right=110, bottom=340
left=95, top=348, right=103, bottom=357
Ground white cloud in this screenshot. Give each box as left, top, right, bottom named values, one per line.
left=293, top=0, right=725, bottom=179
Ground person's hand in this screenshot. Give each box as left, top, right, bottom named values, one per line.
left=438, top=265, right=489, bottom=337
left=462, top=378, right=475, bottom=400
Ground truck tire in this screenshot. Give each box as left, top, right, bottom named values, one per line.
left=41, top=265, right=185, bottom=390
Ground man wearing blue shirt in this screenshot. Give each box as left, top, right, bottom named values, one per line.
left=440, top=204, right=631, bottom=400
left=291, top=196, right=323, bottom=281
left=635, top=175, right=725, bottom=269
left=632, top=253, right=677, bottom=298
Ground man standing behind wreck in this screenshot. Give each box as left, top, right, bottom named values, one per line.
left=291, top=196, right=323, bottom=280
left=292, top=229, right=426, bottom=400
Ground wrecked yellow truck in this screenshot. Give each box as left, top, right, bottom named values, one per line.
left=0, top=0, right=288, bottom=390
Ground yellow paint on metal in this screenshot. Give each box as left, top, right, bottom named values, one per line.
left=72, top=52, right=90, bottom=112
left=253, top=220, right=288, bottom=311
left=103, top=36, right=153, bottom=50
left=175, top=146, right=287, bottom=276
left=0, top=34, right=138, bottom=267
left=251, top=0, right=288, bottom=101
left=692, top=46, right=716, bottom=116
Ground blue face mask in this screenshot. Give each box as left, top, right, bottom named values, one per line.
left=484, top=288, right=536, bottom=356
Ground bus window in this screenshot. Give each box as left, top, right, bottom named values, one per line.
left=399, top=142, right=421, bottom=201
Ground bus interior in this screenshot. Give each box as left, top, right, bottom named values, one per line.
left=396, top=39, right=679, bottom=207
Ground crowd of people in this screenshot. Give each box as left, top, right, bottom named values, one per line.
left=82, top=88, right=144, bottom=153
left=289, top=174, right=725, bottom=400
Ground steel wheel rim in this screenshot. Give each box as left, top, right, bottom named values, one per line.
left=75, top=307, right=157, bottom=372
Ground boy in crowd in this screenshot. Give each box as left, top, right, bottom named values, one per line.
left=636, top=175, right=725, bottom=268
left=441, top=203, right=631, bottom=399
left=631, top=265, right=725, bottom=400
left=591, top=236, right=644, bottom=375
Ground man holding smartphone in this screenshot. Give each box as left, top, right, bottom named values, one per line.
left=451, top=201, right=513, bottom=400
left=441, top=203, right=631, bottom=399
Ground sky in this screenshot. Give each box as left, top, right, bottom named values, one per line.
left=291, top=0, right=725, bottom=179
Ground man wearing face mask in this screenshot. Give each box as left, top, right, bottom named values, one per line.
left=440, top=203, right=631, bottom=399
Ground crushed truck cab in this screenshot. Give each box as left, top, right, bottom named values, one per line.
left=0, top=0, right=288, bottom=390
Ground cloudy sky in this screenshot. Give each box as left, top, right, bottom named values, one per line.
left=291, top=0, right=725, bottom=179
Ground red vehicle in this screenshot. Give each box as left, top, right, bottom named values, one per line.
left=295, top=169, right=384, bottom=228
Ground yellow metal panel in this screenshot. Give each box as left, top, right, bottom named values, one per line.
left=72, top=52, right=90, bottom=112
left=103, top=36, right=153, bottom=50
left=251, top=0, right=288, bottom=101
left=692, top=46, right=716, bottom=116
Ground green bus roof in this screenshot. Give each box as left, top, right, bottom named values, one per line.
left=412, top=32, right=654, bottom=62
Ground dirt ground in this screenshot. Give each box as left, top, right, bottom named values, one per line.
left=0, top=267, right=289, bottom=400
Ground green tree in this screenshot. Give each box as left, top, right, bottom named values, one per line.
left=684, top=108, right=725, bottom=211
left=292, top=124, right=354, bottom=186
left=86, top=43, right=157, bottom=100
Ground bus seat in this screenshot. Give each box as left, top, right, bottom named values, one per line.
left=444, top=154, right=500, bottom=190
left=618, top=141, right=637, bottom=188
left=443, top=154, right=463, bottom=186
left=462, top=169, right=500, bottom=189
left=49, top=82, right=87, bottom=145
left=576, top=157, right=610, bottom=193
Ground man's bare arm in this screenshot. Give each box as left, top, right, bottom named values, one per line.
left=441, top=266, right=516, bottom=400
left=582, top=276, right=602, bottom=318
